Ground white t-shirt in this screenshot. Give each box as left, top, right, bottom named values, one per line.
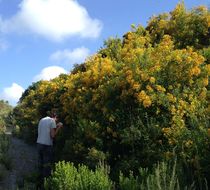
left=37, top=116, right=56, bottom=145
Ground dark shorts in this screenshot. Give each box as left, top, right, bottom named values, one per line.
left=37, top=143, right=54, bottom=179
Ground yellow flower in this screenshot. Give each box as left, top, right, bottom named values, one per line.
left=190, top=67, right=201, bottom=76
left=149, top=77, right=156, bottom=83
left=203, top=78, right=209, bottom=86
left=126, top=70, right=132, bottom=76
left=206, top=64, right=210, bottom=75
left=199, top=88, right=207, bottom=99
left=175, top=55, right=182, bottom=62
left=156, top=85, right=166, bottom=92
left=135, top=48, right=144, bottom=55
left=143, top=96, right=152, bottom=108
left=137, top=90, right=147, bottom=102
left=186, top=56, right=192, bottom=63
left=126, top=32, right=133, bottom=40
left=146, top=85, right=153, bottom=92
left=196, top=6, right=208, bottom=12
left=179, top=99, right=187, bottom=108
left=133, top=83, right=141, bottom=90
left=167, top=93, right=176, bottom=102
left=208, top=15, right=210, bottom=27
left=185, top=140, right=193, bottom=148
left=141, top=73, right=148, bottom=81
left=162, top=127, right=170, bottom=135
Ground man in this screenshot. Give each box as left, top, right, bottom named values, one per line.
left=37, top=112, right=63, bottom=188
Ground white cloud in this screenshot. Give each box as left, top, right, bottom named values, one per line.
left=0, top=0, right=102, bottom=41
left=0, top=83, right=24, bottom=105
left=33, top=66, right=68, bottom=81
left=50, top=46, right=90, bottom=66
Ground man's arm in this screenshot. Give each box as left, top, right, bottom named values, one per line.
left=50, top=122, right=63, bottom=139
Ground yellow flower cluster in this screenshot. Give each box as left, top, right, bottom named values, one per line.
left=167, top=93, right=176, bottom=103
left=185, top=140, right=193, bottom=148
left=162, top=127, right=171, bottom=136
left=206, top=64, right=210, bottom=75
left=149, top=77, right=156, bottom=84
left=143, top=96, right=152, bottom=108
left=156, top=85, right=166, bottom=92
left=132, top=83, right=141, bottom=91
left=137, top=90, right=152, bottom=107
left=146, top=85, right=153, bottom=92
left=189, top=67, right=201, bottom=76
left=137, top=90, right=147, bottom=101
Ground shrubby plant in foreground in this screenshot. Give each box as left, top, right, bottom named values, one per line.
left=45, top=160, right=201, bottom=190
left=45, top=161, right=113, bottom=190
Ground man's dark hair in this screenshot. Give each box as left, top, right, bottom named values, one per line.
left=51, top=112, right=58, bottom=118
left=46, top=110, right=58, bottom=118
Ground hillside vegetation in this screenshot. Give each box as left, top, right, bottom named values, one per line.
left=0, top=100, right=13, bottom=131
left=13, top=3, right=210, bottom=188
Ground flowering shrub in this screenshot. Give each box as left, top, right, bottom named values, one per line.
left=14, top=3, right=210, bottom=187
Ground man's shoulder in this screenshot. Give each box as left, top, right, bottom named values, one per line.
left=42, top=116, right=52, bottom=120
left=39, top=116, right=53, bottom=124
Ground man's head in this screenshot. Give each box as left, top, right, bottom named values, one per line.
left=47, top=110, right=58, bottom=121
left=51, top=112, right=59, bottom=122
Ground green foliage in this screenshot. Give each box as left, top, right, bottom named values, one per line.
left=12, top=125, right=21, bottom=138
left=99, top=37, right=122, bottom=61
left=139, top=161, right=180, bottom=190
left=0, top=133, right=11, bottom=170
left=0, top=100, right=13, bottom=130
left=119, top=160, right=199, bottom=190
left=45, top=161, right=113, bottom=190
left=119, top=171, right=140, bottom=190
left=46, top=160, right=199, bottom=190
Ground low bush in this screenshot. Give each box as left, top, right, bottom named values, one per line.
left=45, top=161, right=113, bottom=190
left=119, top=160, right=199, bottom=190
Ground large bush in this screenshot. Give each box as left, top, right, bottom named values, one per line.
left=14, top=3, right=210, bottom=187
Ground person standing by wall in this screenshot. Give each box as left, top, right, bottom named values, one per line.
left=36, top=111, right=63, bottom=189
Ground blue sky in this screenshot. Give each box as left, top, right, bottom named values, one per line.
left=0, top=0, right=209, bottom=106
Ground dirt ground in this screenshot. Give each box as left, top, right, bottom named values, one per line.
left=0, top=132, right=38, bottom=190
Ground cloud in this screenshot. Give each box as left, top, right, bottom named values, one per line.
left=0, top=0, right=102, bottom=41
left=50, top=46, right=90, bottom=67
left=0, top=83, right=24, bottom=105
left=33, top=66, right=68, bottom=81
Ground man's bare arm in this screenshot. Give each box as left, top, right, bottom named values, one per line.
left=50, top=122, right=63, bottom=139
